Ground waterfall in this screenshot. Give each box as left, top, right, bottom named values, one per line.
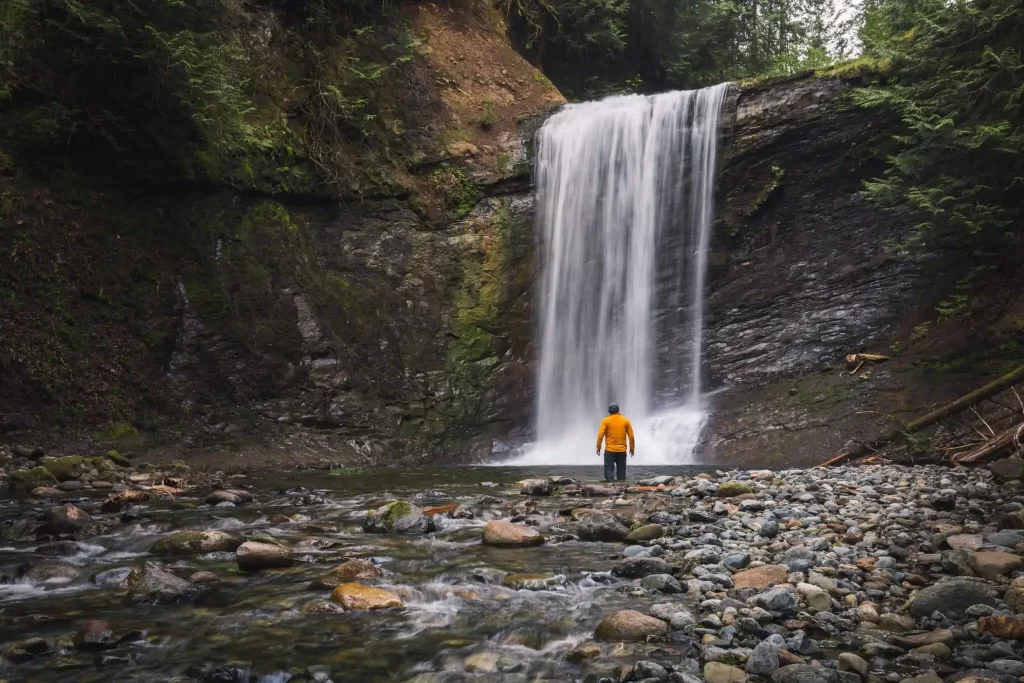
left=507, top=83, right=729, bottom=466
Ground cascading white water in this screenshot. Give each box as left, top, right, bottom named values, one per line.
left=505, top=83, right=729, bottom=466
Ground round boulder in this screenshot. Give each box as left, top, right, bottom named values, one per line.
left=309, top=559, right=383, bottom=590
left=578, top=511, right=630, bottom=542
left=151, top=530, right=242, bottom=555
left=481, top=520, right=545, bottom=548
left=235, top=541, right=293, bottom=571
left=45, top=504, right=92, bottom=535
left=330, top=583, right=404, bottom=610
left=364, top=500, right=435, bottom=535
left=594, top=609, right=669, bottom=642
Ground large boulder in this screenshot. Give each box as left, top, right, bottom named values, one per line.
left=45, top=504, right=92, bottom=535
left=235, top=541, right=293, bottom=571
left=717, top=482, right=752, bottom=497
left=330, top=583, right=404, bottom=610
left=364, top=500, right=435, bottom=535
left=150, top=531, right=242, bottom=555
left=969, top=551, right=1023, bottom=581
left=612, top=556, right=672, bottom=579
left=990, top=459, right=1024, bottom=482
left=41, top=456, right=86, bottom=482
left=578, top=511, right=630, bottom=542
left=594, top=610, right=669, bottom=642
left=734, top=565, right=788, bottom=589
left=309, top=559, right=383, bottom=590
left=19, top=560, right=79, bottom=584
left=624, top=524, right=665, bottom=542
left=124, top=562, right=198, bottom=604
left=517, top=478, right=552, bottom=495
left=9, top=467, right=58, bottom=496
left=909, top=580, right=997, bottom=618
left=481, top=521, right=545, bottom=548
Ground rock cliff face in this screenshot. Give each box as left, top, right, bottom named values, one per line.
left=0, top=3, right=559, bottom=463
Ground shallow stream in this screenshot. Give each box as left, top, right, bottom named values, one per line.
left=0, top=466, right=712, bottom=682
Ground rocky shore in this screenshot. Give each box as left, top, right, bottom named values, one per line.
left=3, top=450, right=1024, bottom=683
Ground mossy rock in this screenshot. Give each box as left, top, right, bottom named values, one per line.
left=89, top=457, right=118, bottom=474
left=716, top=482, right=753, bottom=498
left=364, top=500, right=435, bottom=535
left=151, top=531, right=242, bottom=555
left=105, top=450, right=132, bottom=467
left=41, top=456, right=85, bottom=482
left=9, top=467, right=59, bottom=495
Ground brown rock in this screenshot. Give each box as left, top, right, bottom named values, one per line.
left=188, top=571, right=219, bottom=584
left=235, top=541, right=293, bottom=571
left=1005, top=575, right=1024, bottom=612
left=594, top=610, right=669, bottom=642
left=703, top=662, right=748, bottom=683
left=912, top=643, right=951, bottom=659
left=892, top=629, right=954, bottom=648
left=900, top=672, right=945, bottom=683
left=978, top=615, right=1024, bottom=639
left=777, top=650, right=804, bottom=667
left=309, top=559, right=383, bottom=590
left=969, top=550, right=1023, bottom=581
left=733, top=565, right=788, bottom=589
left=45, top=504, right=92, bottom=535
left=330, top=583, right=403, bottom=610
left=481, top=520, right=545, bottom=548
left=946, top=534, right=984, bottom=551
left=73, top=620, right=116, bottom=649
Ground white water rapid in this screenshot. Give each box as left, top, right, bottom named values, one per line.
left=505, top=83, right=730, bottom=466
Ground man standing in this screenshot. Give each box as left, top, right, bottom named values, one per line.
left=596, top=403, right=635, bottom=482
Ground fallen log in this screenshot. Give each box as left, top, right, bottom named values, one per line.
left=819, top=364, right=1024, bottom=467
left=953, top=422, right=1024, bottom=464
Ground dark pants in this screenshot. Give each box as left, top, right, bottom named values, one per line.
left=604, top=451, right=627, bottom=482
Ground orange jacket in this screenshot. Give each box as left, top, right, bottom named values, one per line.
left=596, top=414, right=635, bottom=453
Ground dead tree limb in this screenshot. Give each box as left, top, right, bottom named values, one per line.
left=952, top=422, right=1024, bottom=464
left=819, top=365, right=1024, bottom=467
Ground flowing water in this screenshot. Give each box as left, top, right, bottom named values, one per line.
left=507, top=84, right=730, bottom=466
left=0, top=467, right=710, bottom=682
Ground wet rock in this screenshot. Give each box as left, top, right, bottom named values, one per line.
left=634, top=661, right=669, bottom=681
left=124, top=562, right=197, bottom=604
left=364, top=500, right=435, bottom=535
left=704, top=662, right=748, bottom=683
left=797, top=583, right=832, bottom=613
left=10, top=466, right=59, bottom=495
left=977, top=615, right=1024, bottom=639
left=502, top=573, right=565, bottom=590
left=73, top=620, right=117, bottom=650
left=481, top=520, right=545, bottom=547
left=36, top=540, right=82, bottom=556
left=734, top=565, right=788, bottom=589
left=612, top=556, right=671, bottom=578
left=566, top=642, right=602, bottom=663
left=578, top=511, right=630, bottom=542
left=330, top=583, right=404, bottom=610
left=969, top=551, right=1022, bottom=581
left=878, top=613, right=916, bottom=631
left=594, top=610, right=669, bottom=641
left=518, top=478, right=552, bottom=495
left=988, top=660, right=1024, bottom=677
left=837, top=653, right=868, bottom=681
left=464, top=652, right=499, bottom=673
left=235, top=541, right=293, bottom=571
left=9, top=637, right=49, bottom=657
left=309, top=559, right=383, bottom=589
left=189, top=571, right=219, bottom=584
left=770, top=664, right=837, bottom=683
left=640, top=574, right=684, bottom=593
left=93, top=567, right=132, bottom=588
left=900, top=672, right=945, bottom=683
left=31, top=486, right=63, bottom=498
left=301, top=600, right=345, bottom=613
left=19, top=560, right=79, bottom=584
left=625, top=524, right=665, bottom=542
left=44, top=503, right=92, bottom=535
left=205, top=490, right=242, bottom=506
left=909, top=580, right=997, bottom=618
left=151, top=531, right=242, bottom=555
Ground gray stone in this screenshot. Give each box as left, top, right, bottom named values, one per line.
left=753, top=587, right=798, bottom=614
left=578, top=511, right=630, bottom=542
left=770, top=664, right=838, bottom=683
left=640, top=573, right=684, bottom=593
left=837, top=653, right=868, bottom=681
left=724, top=552, right=752, bottom=570
left=746, top=634, right=786, bottom=676
left=909, top=580, right=997, bottom=618
left=990, top=459, right=1024, bottom=482
left=612, top=556, right=671, bottom=579
left=364, top=500, right=435, bottom=535
left=634, top=661, right=669, bottom=682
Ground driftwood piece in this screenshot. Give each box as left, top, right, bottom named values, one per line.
left=820, top=364, right=1024, bottom=467
left=952, top=422, right=1023, bottom=464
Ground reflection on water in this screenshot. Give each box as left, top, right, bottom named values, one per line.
left=0, top=466, right=711, bottom=682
